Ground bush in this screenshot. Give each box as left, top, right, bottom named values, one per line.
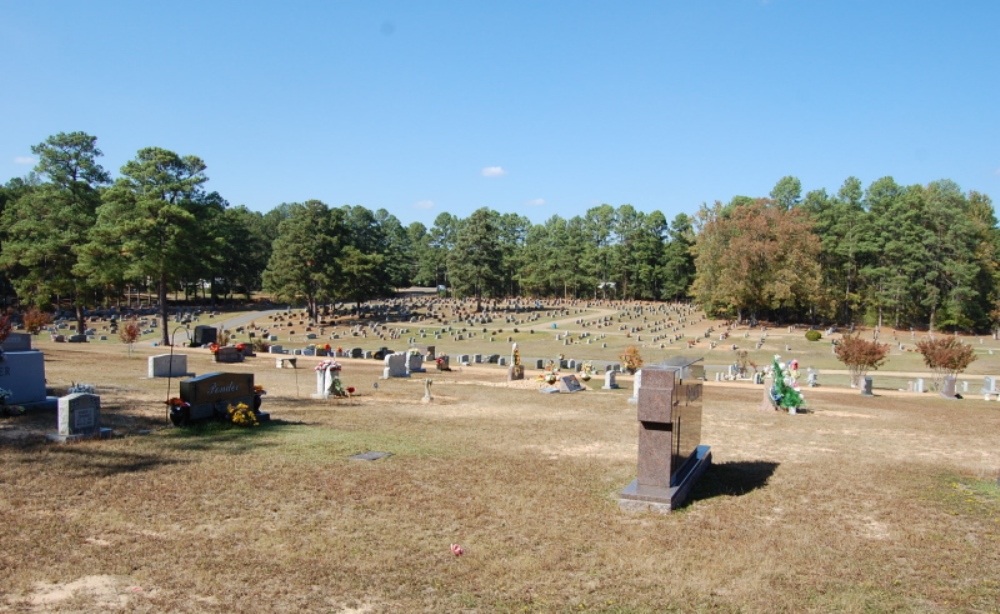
left=22, top=308, right=52, bottom=335
left=915, top=336, right=977, bottom=391
left=834, top=334, right=890, bottom=388
left=619, top=346, right=644, bottom=374
left=804, top=330, right=822, bottom=342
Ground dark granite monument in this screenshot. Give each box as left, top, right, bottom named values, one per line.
left=619, top=356, right=712, bottom=512
left=193, top=325, right=218, bottom=346
left=176, top=372, right=267, bottom=424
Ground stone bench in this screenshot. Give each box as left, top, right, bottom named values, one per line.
left=275, top=357, right=298, bottom=369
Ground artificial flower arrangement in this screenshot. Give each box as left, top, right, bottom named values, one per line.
left=227, top=402, right=259, bottom=427
left=580, top=362, right=595, bottom=381
left=768, top=355, right=805, bottom=412
left=315, top=359, right=343, bottom=372
left=538, top=360, right=560, bottom=384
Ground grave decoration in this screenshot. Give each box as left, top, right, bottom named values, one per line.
left=538, top=360, right=560, bottom=384
left=766, top=355, right=805, bottom=413
left=580, top=362, right=595, bottom=381
left=435, top=355, right=451, bottom=371
left=0, top=387, right=24, bottom=417
left=620, top=357, right=712, bottom=512
left=507, top=343, right=524, bottom=381
left=313, top=359, right=351, bottom=399
left=172, top=372, right=267, bottom=426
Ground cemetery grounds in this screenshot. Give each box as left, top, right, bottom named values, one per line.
left=0, top=302, right=998, bottom=612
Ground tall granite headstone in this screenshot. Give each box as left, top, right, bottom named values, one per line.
left=620, top=357, right=712, bottom=512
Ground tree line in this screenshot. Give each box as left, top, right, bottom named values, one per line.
left=1, top=133, right=997, bottom=340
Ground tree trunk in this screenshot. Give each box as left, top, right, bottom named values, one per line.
left=75, top=301, right=86, bottom=335
left=159, top=273, right=170, bottom=346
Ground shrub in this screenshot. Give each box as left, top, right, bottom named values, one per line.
left=804, top=330, right=822, bottom=342
left=619, top=346, right=644, bottom=374
left=22, top=308, right=52, bottom=335
left=118, top=319, right=141, bottom=358
left=915, top=336, right=977, bottom=391
left=834, top=334, right=890, bottom=388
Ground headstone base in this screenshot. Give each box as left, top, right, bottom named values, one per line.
left=618, top=445, right=712, bottom=513
left=46, top=427, right=113, bottom=443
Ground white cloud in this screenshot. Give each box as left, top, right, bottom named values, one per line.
left=414, top=200, right=435, bottom=210
left=13, top=156, right=36, bottom=165
left=526, top=198, right=545, bottom=207
left=481, top=166, right=507, bottom=177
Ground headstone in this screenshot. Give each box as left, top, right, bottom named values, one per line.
left=148, top=354, right=190, bottom=378
left=535, top=359, right=545, bottom=369
left=193, top=325, right=217, bottom=346
left=268, top=345, right=284, bottom=354
left=557, top=375, right=585, bottom=393
left=312, top=365, right=341, bottom=399
left=914, top=378, right=925, bottom=394
left=627, top=370, right=643, bottom=404
left=1, top=333, right=32, bottom=352
left=49, top=393, right=111, bottom=442
left=619, top=358, right=711, bottom=512
left=179, top=372, right=259, bottom=423
left=0, top=350, right=50, bottom=406
left=940, top=376, right=959, bottom=399
left=214, top=346, right=244, bottom=363
left=861, top=376, right=874, bottom=397
left=602, top=370, right=619, bottom=389
left=382, top=352, right=408, bottom=379
left=982, top=376, right=997, bottom=395
left=507, top=364, right=524, bottom=381
left=350, top=347, right=364, bottom=359
left=406, top=352, right=425, bottom=374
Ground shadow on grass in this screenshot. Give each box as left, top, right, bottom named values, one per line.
left=162, top=418, right=306, bottom=453
left=683, top=460, right=780, bottom=504
left=13, top=444, right=191, bottom=478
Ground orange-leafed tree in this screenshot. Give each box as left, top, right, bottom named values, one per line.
left=834, top=334, right=890, bottom=388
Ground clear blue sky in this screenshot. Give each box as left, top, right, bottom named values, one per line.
left=2, top=1, right=997, bottom=228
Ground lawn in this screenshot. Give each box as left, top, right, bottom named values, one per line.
left=1, top=316, right=998, bottom=612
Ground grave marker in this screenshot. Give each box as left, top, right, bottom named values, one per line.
left=49, top=392, right=112, bottom=442
left=148, top=354, right=191, bottom=378
left=178, top=372, right=260, bottom=423
left=619, top=357, right=711, bottom=512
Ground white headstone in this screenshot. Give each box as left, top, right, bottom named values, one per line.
left=382, top=352, right=408, bottom=378
left=148, top=354, right=189, bottom=378
left=51, top=393, right=110, bottom=441
left=602, top=370, right=618, bottom=390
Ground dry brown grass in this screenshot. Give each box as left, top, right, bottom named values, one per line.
left=1, top=341, right=999, bottom=612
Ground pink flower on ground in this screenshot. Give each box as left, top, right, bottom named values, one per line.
left=450, top=543, right=464, bottom=556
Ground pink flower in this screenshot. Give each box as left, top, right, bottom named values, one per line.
left=450, top=543, right=464, bottom=556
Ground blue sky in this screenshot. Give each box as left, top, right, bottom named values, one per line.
left=2, top=1, right=997, bottom=228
